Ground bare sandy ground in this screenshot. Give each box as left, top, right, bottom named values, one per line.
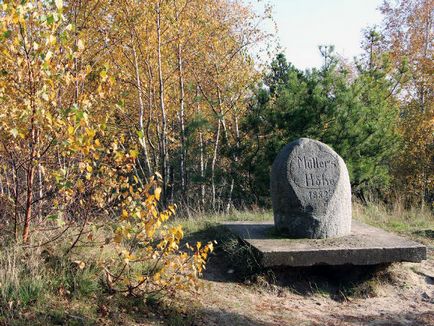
left=187, top=249, right=434, bottom=326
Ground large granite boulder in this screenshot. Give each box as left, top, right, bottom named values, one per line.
left=271, top=138, right=351, bottom=238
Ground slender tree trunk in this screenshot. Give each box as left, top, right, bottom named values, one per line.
left=211, top=120, right=221, bottom=211
left=177, top=36, right=186, bottom=194
left=226, top=114, right=240, bottom=213
left=0, top=173, right=3, bottom=196
left=22, top=35, right=38, bottom=243
left=23, top=164, right=35, bottom=242
left=4, top=166, right=11, bottom=197
left=195, top=86, right=206, bottom=209
left=38, top=161, right=43, bottom=221
left=73, top=3, right=80, bottom=103
left=215, top=86, right=228, bottom=211
left=156, top=1, right=168, bottom=200
left=146, top=61, right=157, bottom=170
left=132, top=41, right=152, bottom=178
left=12, top=164, right=19, bottom=241
left=226, top=179, right=234, bottom=213
left=199, top=131, right=205, bottom=209
left=23, top=114, right=37, bottom=243
left=175, top=2, right=187, bottom=195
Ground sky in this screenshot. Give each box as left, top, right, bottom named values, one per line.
left=252, top=0, right=384, bottom=69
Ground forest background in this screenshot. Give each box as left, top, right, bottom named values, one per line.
left=0, top=0, right=432, bottom=238
left=0, top=0, right=432, bottom=323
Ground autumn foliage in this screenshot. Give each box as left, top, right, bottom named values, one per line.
left=0, top=0, right=220, bottom=296
left=0, top=0, right=431, bottom=306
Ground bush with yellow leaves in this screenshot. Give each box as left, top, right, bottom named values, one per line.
left=102, top=176, right=214, bottom=297
left=0, top=0, right=213, bottom=299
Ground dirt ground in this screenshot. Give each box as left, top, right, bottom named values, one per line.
left=181, top=247, right=434, bottom=326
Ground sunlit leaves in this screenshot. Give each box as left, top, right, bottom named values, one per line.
left=55, top=0, right=63, bottom=10
left=102, top=175, right=214, bottom=296
left=380, top=0, right=433, bottom=204
left=77, top=39, right=84, bottom=51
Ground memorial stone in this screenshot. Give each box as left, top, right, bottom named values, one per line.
left=271, top=138, right=351, bottom=238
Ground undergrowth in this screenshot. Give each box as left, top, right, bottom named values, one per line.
left=353, top=201, right=434, bottom=244
left=0, top=204, right=432, bottom=324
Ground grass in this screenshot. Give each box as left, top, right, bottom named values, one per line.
left=0, top=203, right=432, bottom=325
left=172, top=209, right=272, bottom=234
left=173, top=202, right=433, bottom=302
left=173, top=202, right=433, bottom=249
left=353, top=201, right=434, bottom=244
left=0, top=242, right=105, bottom=325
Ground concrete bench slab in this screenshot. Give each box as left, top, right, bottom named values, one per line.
left=223, top=220, right=427, bottom=267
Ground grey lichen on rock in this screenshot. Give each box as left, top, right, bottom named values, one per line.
left=271, top=138, right=352, bottom=239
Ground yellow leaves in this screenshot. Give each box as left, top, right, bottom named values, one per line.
left=55, top=0, right=63, bottom=10
left=45, top=50, right=53, bottom=61
left=153, top=272, right=161, bottom=282
left=10, top=128, right=18, bottom=138
left=113, top=232, right=123, bottom=244
left=170, top=225, right=184, bottom=240
left=168, top=204, right=176, bottom=214
left=146, top=223, right=156, bottom=238
left=154, top=187, right=162, bottom=200
left=133, top=175, right=139, bottom=184
left=73, top=260, right=86, bottom=270
left=77, top=39, right=85, bottom=51
left=78, top=162, right=86, bottom=172
left=129, top=149, right=138, bottom=159
left=76, top=179, right=85, bottom=193
left=47, top=34, right=57, bottom=45
left=154, top=172, right=163, bottom=181
left=12, top=12, right=21, bottom=24
left=70, top=165, right=210, bottom=295
left=159, top=211, right=170, bottom=222
left=100, top=70, right=108, bottom=82
left=85, top=64, right=92, bottom=75
left=121, top=250, right=135, bottom=264
left=101, top=178, right=209, bottom=294
left=86, top=128, right=96, bottom=139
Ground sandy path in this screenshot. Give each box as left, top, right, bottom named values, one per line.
left=191, top=250, right=434, bottom=326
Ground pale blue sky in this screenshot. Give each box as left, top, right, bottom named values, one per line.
left=252, top=0, right=384, bottom=69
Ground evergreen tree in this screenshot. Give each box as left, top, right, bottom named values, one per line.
left=241, top=50, right=401, bottom=204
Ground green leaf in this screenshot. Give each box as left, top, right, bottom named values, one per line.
left=2, top=30, right=12, bottom=39
left=47, top=15, right=54, bottom=25
left=47, top=214, right=58, bottom=221
left=100, top=70, right=107, bottom=80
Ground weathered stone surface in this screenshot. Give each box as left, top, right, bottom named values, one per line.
left=223, top=220, right=427, bottom=267
left=271, top=138, right=351, bottom=238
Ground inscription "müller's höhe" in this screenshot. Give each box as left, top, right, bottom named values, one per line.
left=271, top=138, right=352, bottom=238
left=290, top=153, right=339, bottom=189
